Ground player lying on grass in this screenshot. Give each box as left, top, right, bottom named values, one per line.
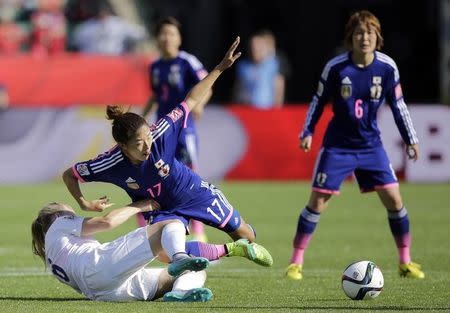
left=32, top=200, right=213, bottom=302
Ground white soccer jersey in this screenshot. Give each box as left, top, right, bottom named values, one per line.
left=44, top=216, right=159, bottom=301
left=45, top=216, right=98, bottom=296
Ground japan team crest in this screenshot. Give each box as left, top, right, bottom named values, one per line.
left=370, top=76, right=382, bottom=100
left=155, top=159, right=170, bottom=178
left=168, top=65, right=181, bottom=85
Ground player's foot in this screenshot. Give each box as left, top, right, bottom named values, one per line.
left=286, top=263, right=303, bottom=280
left=225, top=239, right=273, bottom=267
left=163, top=288, right=213, bottom=302
left=168, top=257, right=209, bottom=277
left=399, top=262, right=425, bottom=279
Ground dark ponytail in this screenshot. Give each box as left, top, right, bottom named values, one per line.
left=106, top=105, right=148, bottom=144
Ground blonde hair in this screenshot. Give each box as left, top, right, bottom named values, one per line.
left=344, top=10, right=384, bottom=50
left=31, top=203, right=74, bottom=264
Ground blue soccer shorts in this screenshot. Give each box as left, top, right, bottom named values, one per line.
left=149, top=182, right=242, bottom=233
left=311, top=146, right=398, bottom=194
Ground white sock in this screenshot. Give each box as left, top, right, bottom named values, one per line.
left=172, top=270, right=206, bottom=292
left=161, top=222, right=187, bottom=261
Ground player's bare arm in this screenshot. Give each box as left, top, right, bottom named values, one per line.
left=81, top=200, right=157, bottom=236
left=185, top=36, right=241, bottom=111
left=62, top=168, right=113, bottom=212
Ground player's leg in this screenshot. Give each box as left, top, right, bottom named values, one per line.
left=376, top=187, right=424, bottom=279
left=161, top=270, right=212, bottom=302
left=357, top=148, right=424, bottom=279
left=287, top=148, right=354, bottom=280
left=176, top=183, right=273, bottom=267
left=153, top=236, right=270, bottom=267
left=148, top=215, right=209, bottom=276
left=286, top=191, right=332, bottom=280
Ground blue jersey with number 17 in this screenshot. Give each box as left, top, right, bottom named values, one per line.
left=72, top=103, right=202, bottom=213
left=301, top=51, right=418, bottom=150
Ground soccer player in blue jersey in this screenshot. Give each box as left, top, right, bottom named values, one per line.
left=63, top=37, right=273, bottom=269
left=286, top=10, right=424, bottom=280
left=141, top=16, right=211, bottom=241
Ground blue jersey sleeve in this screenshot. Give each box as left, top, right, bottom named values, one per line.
left=300, top=61, right=334, bottom=139
left=72, top=146, right=123, bottom=183
left=184, top=53, right=208, bottom=89
left=151, top=102, right=190, bottom=158
left=384, top=62, right=419, bottom=145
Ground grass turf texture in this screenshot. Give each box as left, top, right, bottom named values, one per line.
left=0, top=181, right=448, bottom=312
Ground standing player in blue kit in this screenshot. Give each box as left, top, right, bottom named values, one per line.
left=286, top=10, right=424, bottom=280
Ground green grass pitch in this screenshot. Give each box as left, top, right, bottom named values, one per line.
left=0, top=181, right=449, bottom=312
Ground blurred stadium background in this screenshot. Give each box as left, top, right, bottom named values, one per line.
left=0, top=0, right=449, bottom=311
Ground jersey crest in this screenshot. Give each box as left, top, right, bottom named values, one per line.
left=168, top=64, right=181, bottom=85
left=155, top=159, right=170, bottom=178
left=340, top=76, right=352, bottom=99
left=370, top=76, right=382, bottom=100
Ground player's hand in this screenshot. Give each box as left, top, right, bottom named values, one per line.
left=215, top=36, right=242, bottom=72
left=82, top=196, right=114, bottom=212
left=406, top=144, right=419, bottom=161
left=300, top=136, right=312, bottom=152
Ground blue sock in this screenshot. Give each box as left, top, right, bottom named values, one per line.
left=388, top=207, right=409, bottom=236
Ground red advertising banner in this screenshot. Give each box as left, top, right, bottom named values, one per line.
left=225, top=106, right=333, bottom=180
left=0, top=54, right=152, bottom=106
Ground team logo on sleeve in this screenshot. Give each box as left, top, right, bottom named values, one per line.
left=370, top=76, right=382, bottom=100
left=316, top=172, right=327, bottom=186
left=167, top=107, right=184, bottom=122
left=76, top=164, right=90, bottom=176
left=340, top=77, right=352, bottom=99
left=155, top=159, right=170, bottom=178
left=125, top=177, right=140, bottom=190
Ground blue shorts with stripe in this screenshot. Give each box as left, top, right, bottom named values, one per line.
left=149, top=182, right=242, bottom=233
left=312, top=146, right=398, bottom=194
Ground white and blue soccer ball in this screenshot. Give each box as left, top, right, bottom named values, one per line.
left=341, top=260, right=384, bottom=300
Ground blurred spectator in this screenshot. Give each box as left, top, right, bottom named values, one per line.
left=0, top=2, right=27, bottom=54
left=233, top=29, right=287, bottom=109
left=0, top=84, right=9, bottom=109
left=70, top=1, right=146, bottom=55
left=30, top=0, right=67, bottom=56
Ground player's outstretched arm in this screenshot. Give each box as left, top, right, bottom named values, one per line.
left=62, top=168, right=113, bottom=212
left=185, top=36, right=241, bottom=111
left=81, top=200, right=157, bottom=236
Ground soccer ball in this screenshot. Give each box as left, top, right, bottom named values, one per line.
left=341, top=260, right=384, bottom=300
